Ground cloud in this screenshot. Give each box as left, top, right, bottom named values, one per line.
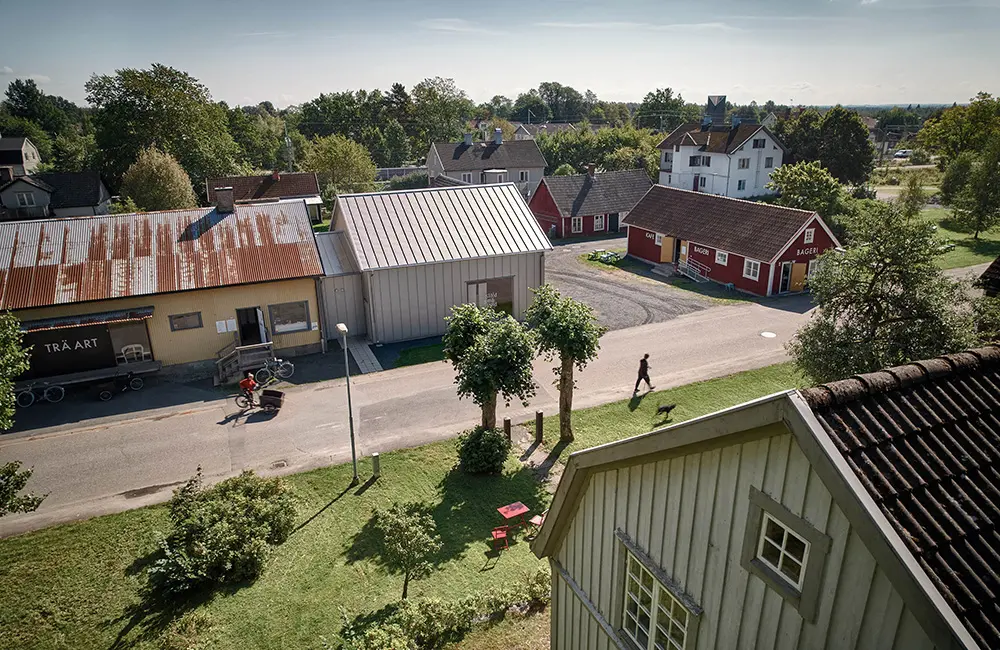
left=1, top=66, right=13, bottom=75
left=535, top=21, right=739, bottom=32
left=29, top=74, right=51, bottom=82
left=417, top=18, right=490, bottom=33
left=860, top=0, right=879, bottom=4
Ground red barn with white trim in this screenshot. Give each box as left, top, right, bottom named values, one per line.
left=622, top=185, right=840, bottom=296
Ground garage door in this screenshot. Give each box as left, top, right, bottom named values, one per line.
left=320, top=274, right=366, bottom=338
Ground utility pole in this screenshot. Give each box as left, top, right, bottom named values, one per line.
left=283, top=120, right=294, bottom=172
left=527, top=108, right=534, bottom=125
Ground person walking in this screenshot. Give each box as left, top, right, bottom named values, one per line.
left=634, top=353, right=654, bottom=394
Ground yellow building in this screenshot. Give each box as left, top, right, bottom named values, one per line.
left=0, top=196, right=323, bottom=383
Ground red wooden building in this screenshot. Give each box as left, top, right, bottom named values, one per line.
left=622, top=185, right=840, bottom=296
left=529, top=167, right=652, bottom=238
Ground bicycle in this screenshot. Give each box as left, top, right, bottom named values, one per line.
left=98, top=372, right=144, bottom=401
left=15, top=382, right=65, bottom=408
left=253, top=357, right=294, bottom=384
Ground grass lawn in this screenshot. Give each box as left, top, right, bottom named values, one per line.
left=922, top=207, right=1000, bottom=269
left=0, top=362, right=807, bottom=649
left=577, top=248, right=628, bottom=272
left=0, top=444, right=548, bottom=650
left=396, top=342, right=446, bottom=367
left=532, top=362, right=807, bottom=457
left=312, top=219, right=331, bottom=233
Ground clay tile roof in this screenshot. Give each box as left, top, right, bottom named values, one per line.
left=979, top=256, right=1000, bottom=296
left=621, top=185, right=825, bottom=262
left=205, top=172, right=320, bottom=203
left=656, top=123, right=786, bottom=155
left=538, top=169, right=652, bottom=218
left=802, top=345, right=1000, bottom=649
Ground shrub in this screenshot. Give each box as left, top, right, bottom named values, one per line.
left=372, top=503, right=443, bottom=599
left=456, top=426, right=511, bottom=474
left=337, top=567, right=551, bottom=649
left=910, top=148, right=931, bottom=165
left=148, top=469, right=297, bottom=595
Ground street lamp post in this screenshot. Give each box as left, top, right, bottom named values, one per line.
left=336, top=323, right=359, bottom=485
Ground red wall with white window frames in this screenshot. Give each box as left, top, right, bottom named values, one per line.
left=774, top=217, right=838, bottom=265
left=686, top=241, right=771, bottom=295
left=627, top=226, right=662, bottom=263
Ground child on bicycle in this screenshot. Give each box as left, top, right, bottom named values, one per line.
left=239, top=371, right=258, bottom=406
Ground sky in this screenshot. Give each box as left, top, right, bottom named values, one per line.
left=2, top=0, right=998, bottom=109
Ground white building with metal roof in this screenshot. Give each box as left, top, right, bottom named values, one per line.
left=328, top=183, right=552, bottom=344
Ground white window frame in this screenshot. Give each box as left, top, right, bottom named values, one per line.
left=765, top=156, right=774, bottom=169
left=267, top=301, right=311, bottom=334
left=688, top=155, right=701, bottom=167
left=702, top=155, right=711, bottom=167
left=16, top=191, right=35, bottom=207
left=518, top=170, right=528, bottom=182
left=715, top=251, right=728, bottom=265
left=594, top=214, right=606, bottom=232
left=753, top=138, right=766, bottom=149
left=571, top=216, right=583, bottom=234
left=743, top=258, right=760, bottom=281
left=496, top=172, right=507, bottom=183
left=807, top=258, right=819, bottom=278
left=617, top=536, right=701, bottom=650
left=699, top=177, right=706, bottom=188
left=803, top=228, right=815, bottom=244
left=738, top=157, right=750, bottom=169
left=169, top=312, right=203, bottom=332
left=737, top=180, right=747, bottom=191
left=654, top=233, right=663, bottom=246
left=757, top=513, right=810, bottom=590
left=461, top=172, right=472, bottom=183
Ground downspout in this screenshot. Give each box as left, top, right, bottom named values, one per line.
left=766, top=262, right=775, bottom=296
left=315, top=277, right=328, bottom=354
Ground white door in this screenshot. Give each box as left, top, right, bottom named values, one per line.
left=256, top=307, right=269, bottom=342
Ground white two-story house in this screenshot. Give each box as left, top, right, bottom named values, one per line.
left=426, top=129, right=547, bottom=199
left=657, top=120, right=787, bottom=199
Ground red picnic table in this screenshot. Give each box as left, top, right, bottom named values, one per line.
left=497, top=501, right=530, bottom=530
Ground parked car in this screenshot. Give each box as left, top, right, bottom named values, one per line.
left=894, top=149, right=912, bottom=158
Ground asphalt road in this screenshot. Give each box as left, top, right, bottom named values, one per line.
left=546, top=236, right=713, bottom=330
left=0, top=295, right=813, bottom=537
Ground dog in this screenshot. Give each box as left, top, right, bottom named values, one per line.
left=657, top=403, right=677, bottom=417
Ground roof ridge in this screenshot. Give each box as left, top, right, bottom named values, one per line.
left=652, top=184, right=817, bottom=216
left=339, top=182, right=520, bottom=199
left=800, top=345, right=1000, bottom=409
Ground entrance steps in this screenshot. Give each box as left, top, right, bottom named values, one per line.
left=651, top=263, right=676, bottom=278
left=347, top=337, right=383, bottom=374
left=677, top=260, right=710, bottom=283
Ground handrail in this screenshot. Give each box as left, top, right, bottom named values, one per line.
left=686, top=258, right=710, bottom=276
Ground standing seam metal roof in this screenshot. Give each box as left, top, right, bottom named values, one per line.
left=315, top=230, right=360, bottom=276
left=0, top=201, right=322, bottom=310
left=337, top=184, right=552, bottom=271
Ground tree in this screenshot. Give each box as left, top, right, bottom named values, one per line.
left=382, top=119, right=411, bottom=166
left=484, top=117, right=516, bottom=143
left=876, top=107, right=921, bottom=133
left=304, top=134, right=377, bottom=195
left=443, top=305, right=536, bottom=429
left=817, top=106, right=876, bottom=185
left=537, top=82, right=586, bottom=122
left=227, top=105, right=284, bottom=170
left=411, top=77, right=474, bottom=145
left=788, top=202, right=980, bottom=383
left=120, top=147, right=198, bottom=212
left=775, top=109, right=823, bottom=165
left=0, top=461, right=44, bottom=517
left=950, top=134, right=1000, bottom=239
left=634, top=88, right=693, bottom=131
left=384, top=83, right=413, bottom=126
left=525, top=285, right=605, bottom=442
left=940, top=151, right=975, bottom=205
left=85, top=64, right=242, bottom=187
left=0, top=311, right=29, bottom=431
left=4, top=79, right=71, bottom=136
left=896, top=173, right=927, bottom=219
left=480, top=95, right=513, bottom=120
left=766, top=160, right=844, bottom=217
left=553, top=163, right=577, bottom=176
left=604, top=146, right=659, bottom=181
left=512, top=90, right=551, bottom=124
left=372, top=503, right=442, bottom=599
left=919, top=92, right=1000, bottom=164
left=109, top=196, right=140, bottom=214
left=51, top=132, right=98, bottom=173
left=0, top=114, right=53, bottom=161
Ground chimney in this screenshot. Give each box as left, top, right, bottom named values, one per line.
left=271, top=170, right=281, bottom=181
left=706, top=94, right=727, bottom=126
left=214, top=187, right=235, bottom=214
left=587, top=163, right=596, bottom=178
left=463, top=133, right=473, bottom=146
left=494, top=128, right=503, bottom=145
left=732, top=116, right=742, bottom=129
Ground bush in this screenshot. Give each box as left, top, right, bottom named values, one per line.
left=886, top=176, right=900, bottom=185
left=909, top=149, right=931, bottom=165
left=456, top=426, right=511, bottom=474
left=148, top=469, right=297, bottom=595
left=337, top=567, right=551, bottom=649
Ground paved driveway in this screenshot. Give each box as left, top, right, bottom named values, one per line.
left=545, top=236, right=715, bottom=330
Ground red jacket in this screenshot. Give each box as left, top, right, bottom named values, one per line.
left=239, top=377, right=257, bottom=392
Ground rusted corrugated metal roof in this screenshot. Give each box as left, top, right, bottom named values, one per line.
left=0, top=201, right=323, bottom=310
left=336, top=184, right=552, bottom=272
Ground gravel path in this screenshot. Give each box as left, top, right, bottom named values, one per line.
left=545, top=236, right=715, bottom=331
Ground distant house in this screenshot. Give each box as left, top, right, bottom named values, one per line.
left=623, top=185, right=840, bottom=296
left=534, top=345, right=1000, bottom=650
left=529, top=167, right=652, bottom=238
left=0, top=171, right=111, bottom=220
left=206, top=171, right=323, bottom=223
left=980, top=256, right=1000, bottom=297
left=0, top=136, right=42, bottom=178
left=426, top=130, right=547, bottom=198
